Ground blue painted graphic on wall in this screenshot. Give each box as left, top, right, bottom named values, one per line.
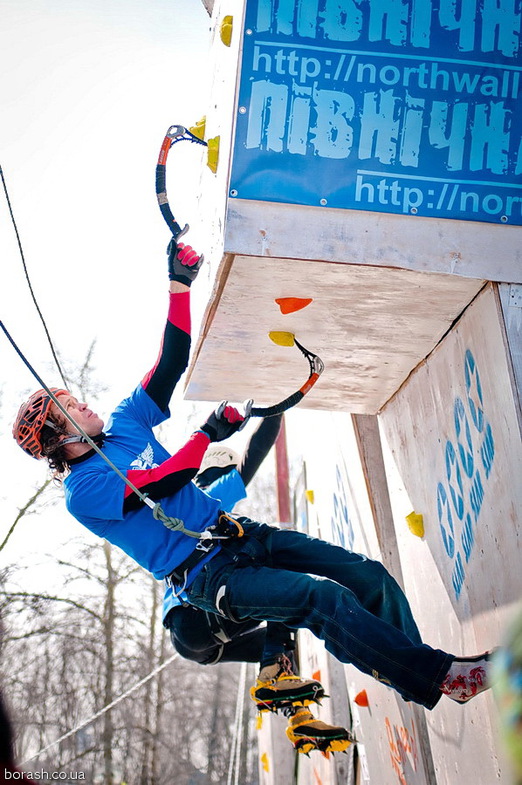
left=230, top=0, right=522, bottom=224
left=436, top=350, right=495, bottom=599
left=330, top=463, right=355, bottom=550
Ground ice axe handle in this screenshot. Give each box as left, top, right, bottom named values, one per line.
left=214, top=401, right=226, bottom=419
left=240, top=399, right=253, bottom=430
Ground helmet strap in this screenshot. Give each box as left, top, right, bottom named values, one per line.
left=45, top=418, right=105, bottom=448
left=59, top=432, right=106, bottom=448
left=59, top=431, right=105, bottom=447
left=59, top=434, right=89, bottom=447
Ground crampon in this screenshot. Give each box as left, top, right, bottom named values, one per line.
left=286, top=709, right=354, bottom=756
left=250, top=655, right=326, bottom=712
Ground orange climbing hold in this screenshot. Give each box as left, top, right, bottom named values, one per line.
left=354, top=689, right=369, bottom=707
left=275, top=297, right=313, bottom=315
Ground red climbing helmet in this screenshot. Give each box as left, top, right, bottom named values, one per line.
left=12, top=388, right=68, bottom=459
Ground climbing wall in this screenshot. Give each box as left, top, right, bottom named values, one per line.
left=292, top=454, right=358, bottom=785
left=193, top=0, right=522, bottom=780
left=289, top=410, right=438, bottom=784
left=379, top=283, right=522, bottom=785
left=282, top=286, right=522, bottom=783
left=256, top=710, right=295, bottom=785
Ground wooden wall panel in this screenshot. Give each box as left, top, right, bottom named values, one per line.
left=380, top=284, right=522, bottom=622
left=498, top=283, right=522, bottom=429
left=348, top=674, right=433, bottom=785
left=379, top=284, right=522, bottom=784
left=225, top=199, right=522, bottom=284
left=289, top=411, right=438, bottom=785
left=256, top=710, right=295, bottom=785
left=186, top=256, right=483, bottom=413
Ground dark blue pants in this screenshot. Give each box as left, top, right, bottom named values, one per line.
left=186, top=521, right=453, bottom=709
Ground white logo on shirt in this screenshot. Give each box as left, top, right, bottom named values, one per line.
left=130, top=443, right=159, bottom=470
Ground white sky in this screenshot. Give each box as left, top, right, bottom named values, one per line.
left=0, top=0, right=216, bottom=573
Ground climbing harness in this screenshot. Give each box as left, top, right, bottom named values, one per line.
left=164, top=511, right=244, bottom=593
left=164, top=537, right=216, bottom=593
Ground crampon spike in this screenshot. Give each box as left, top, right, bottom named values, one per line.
left=292, top=736, right=352, bottom=755
left=250, top=676, right=326, bottom=713
left=286, top=709, right=353, bottom=755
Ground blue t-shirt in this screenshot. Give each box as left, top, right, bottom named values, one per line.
left=202, top=469, right=247, bottom=512
left=64, top=385, right=222, bottom=580
left=162, top=468, right=247, bottom=621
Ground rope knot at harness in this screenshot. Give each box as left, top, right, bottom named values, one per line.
left=151, top=502, right=195, bottom=536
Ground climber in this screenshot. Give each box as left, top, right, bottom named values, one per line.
left=13, top=238, right=496, bottom=741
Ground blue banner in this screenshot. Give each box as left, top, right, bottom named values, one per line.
left=229, top=0, right=522, bottom=224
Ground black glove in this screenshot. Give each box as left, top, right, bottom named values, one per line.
left=167, top=239, right=203, bottom=286
left=200, top=403, right=246, bottom=442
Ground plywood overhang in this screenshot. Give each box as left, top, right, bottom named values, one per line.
left=185, top=255, right=485, bottom=414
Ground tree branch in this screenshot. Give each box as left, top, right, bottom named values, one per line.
left=0, top=478, right=52, bottom=553
left=0, top=591, right=102, bottom=621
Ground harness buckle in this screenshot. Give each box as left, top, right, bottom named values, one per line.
left=196, top=533, right=215, bottom=553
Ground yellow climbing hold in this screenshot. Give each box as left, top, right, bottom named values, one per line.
left=207, top=136, right=220, bottom=173
left=220, top=15, right=233, bottom=46
left=268, top=331, right=295, bottom=347
left=189, top=117, right=206, bottom=141
left=406, top=511, right=425, bottom=538
left=261, top=752, right=269, bottom=772
left=305, top=489, right=315, bottom=504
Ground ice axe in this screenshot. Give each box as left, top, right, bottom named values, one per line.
left=215, top=332, right=324, bottom=425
